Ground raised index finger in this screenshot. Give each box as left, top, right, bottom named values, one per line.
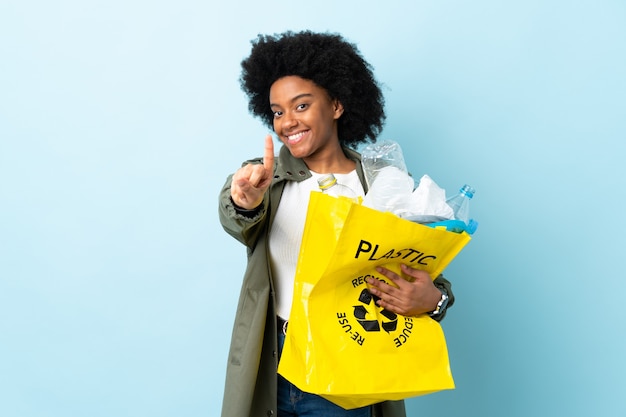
left=263, top=134, right=275, bottom=173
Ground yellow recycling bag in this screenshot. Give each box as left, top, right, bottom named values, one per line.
left=277, top=191, right=471, bottom=409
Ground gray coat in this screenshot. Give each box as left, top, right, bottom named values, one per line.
left=218, top=145, right=453, bottom=417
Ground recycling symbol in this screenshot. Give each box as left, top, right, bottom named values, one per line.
left=353, top=288, right=398, bottom=333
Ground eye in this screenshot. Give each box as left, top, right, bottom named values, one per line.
left=273, top=110, right=283, bottom=118
left=296, top=103, right=308, bottom=111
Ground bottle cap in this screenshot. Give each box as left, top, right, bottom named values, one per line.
left=460, top=184, right=476, bottom=199
left=317, top=174, right=338, bottom=190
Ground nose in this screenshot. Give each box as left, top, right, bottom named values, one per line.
left=280, top=111, right=298, bottom=131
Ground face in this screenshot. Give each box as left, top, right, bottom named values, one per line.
left=269, top=76, right=344, bottom=162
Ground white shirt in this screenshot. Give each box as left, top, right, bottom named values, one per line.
left=269, top=170, right=364, bottom=319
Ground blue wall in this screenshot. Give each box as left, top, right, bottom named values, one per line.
left=1, top=1, right=624, bottom=416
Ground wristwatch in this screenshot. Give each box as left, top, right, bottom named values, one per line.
left=429, top=289, right=449, bottom=317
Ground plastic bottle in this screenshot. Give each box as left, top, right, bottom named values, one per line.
left=445, top=184, right=476, bottom=225
left=360, top=140, right=408, bottom=189
left=317, top=174, right=359, bottom=201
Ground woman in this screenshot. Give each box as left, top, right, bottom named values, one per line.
left=218, top=30, right=454, bottom=417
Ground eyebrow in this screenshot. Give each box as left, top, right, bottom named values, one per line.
left=270, top=93, right=314, bottom=108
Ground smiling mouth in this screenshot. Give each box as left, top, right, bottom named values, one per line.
left=286, top=130, right=308, bottom=144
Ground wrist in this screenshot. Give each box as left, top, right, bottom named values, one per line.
left=230, top=196, right=263, bottom=216
left=428, top=288, right=449, bottom=317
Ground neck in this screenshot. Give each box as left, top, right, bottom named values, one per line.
left=304, top=147, right=356, bottom=174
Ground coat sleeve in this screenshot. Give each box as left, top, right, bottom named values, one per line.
left=372, top=400, right=406, bottom=417
left=431, top=274, right=454, bottom=321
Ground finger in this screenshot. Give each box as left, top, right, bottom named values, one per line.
left=263, top=134, right=275, bottom=173
left=247, top=164, right=270, bottom=187
left=231, top=167, right=264, bottom=208
left=370, top=287, right=402, bottom=309
left=373, top=292, right=409, bottom=316
left=367, top=274, right=402, bottom=302
left=375, top=266, right=411, bottom=290
left=400, top=264, right=432, bottom=282
left=368, top=273, right=397, bottom=293
left=374, top=266, right=399, bottom=281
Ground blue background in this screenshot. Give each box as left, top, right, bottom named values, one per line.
left=1, top=1, right=624, bottom=416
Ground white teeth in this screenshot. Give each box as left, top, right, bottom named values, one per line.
left=288, top=131, right=305, bottom=141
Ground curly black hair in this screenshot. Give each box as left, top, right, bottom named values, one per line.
left=240, top=30, right=386, bottom=149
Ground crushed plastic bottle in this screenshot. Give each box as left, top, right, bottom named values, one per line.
left=360, top=140, right=409, bottom=189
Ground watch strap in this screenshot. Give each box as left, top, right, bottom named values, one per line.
left=429, top=290, right=449, bottom=317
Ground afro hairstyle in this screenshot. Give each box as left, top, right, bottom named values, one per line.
left=240, top=30, right=386, bottom=149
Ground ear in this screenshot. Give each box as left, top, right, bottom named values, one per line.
left=333, top=100, right=344, bottom=119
